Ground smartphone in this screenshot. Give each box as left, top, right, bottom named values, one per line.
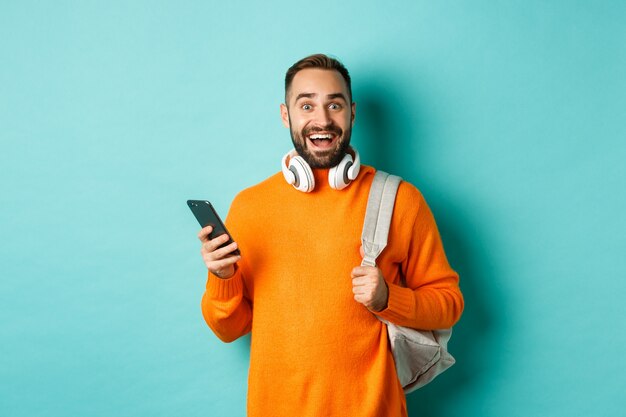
left=187, top=200, right=241, bottom=256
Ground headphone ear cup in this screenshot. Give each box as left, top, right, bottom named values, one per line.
left=347, top=149, right=360, bottom=180
left=282, top=148, right=360, bottom=192
left=289, top=155, right=315, bottom=192
left=329, top=153, right=353, bottom=190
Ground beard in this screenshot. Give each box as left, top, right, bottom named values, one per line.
left=289, top=118, right=353, bottom=169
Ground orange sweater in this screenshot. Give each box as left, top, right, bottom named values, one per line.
left=201, top=165, right=463, bottom=417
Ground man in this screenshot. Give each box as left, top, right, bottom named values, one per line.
left=198, top=54, right=464, bottom=417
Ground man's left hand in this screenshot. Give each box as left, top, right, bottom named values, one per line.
left=351, top=265, right=389, bottom=312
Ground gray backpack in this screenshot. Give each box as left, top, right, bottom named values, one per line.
left=361, top=171, right=455, bottom=394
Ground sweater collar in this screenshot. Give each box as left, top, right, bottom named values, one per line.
left=312, top=168, right=332, bottom=191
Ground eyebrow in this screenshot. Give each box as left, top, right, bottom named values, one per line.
left=294, top=92, right=348, bottom=103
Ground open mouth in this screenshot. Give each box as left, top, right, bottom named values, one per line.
left=306, top=132, right=338, bottom=150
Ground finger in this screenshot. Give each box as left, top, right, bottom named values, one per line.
left=353, top=293, right=370, bottom=305
left=197, top=225, right=214, bottom=241
left=351, top=266, right=376, bottom=277
left=202, top=240, right=238, bottom=262
left=210, top=241, right=239, bottom=260
left=207, top=255, right=241, bottom=271
left=352, top=276, right=372, bottom=287
left=202, top=233, right=231, bottom=253
left=205, top=250, right=241, bottom=266
left=352, top=285, right=368, bottom=296
left=352, top=271, right=379, bottom=283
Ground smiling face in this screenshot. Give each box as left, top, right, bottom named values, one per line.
left=280, top=68, right=356, bottom=169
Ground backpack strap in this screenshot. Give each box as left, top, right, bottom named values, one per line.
left=361, top=171, right=402, bottom=267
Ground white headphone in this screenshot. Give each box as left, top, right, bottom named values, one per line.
left=281, top=149, right=361, bottom=192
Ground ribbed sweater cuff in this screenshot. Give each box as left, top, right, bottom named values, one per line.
left=376, top=283, right=415, bottom=324
left=206, top=270, right=244, bottom=300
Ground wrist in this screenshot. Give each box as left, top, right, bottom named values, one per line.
left=212, top=264, right=238, bottom=280
left=373, top=281, right=389, bottom=312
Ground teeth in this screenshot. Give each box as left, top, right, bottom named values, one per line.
left=309, top=134, right=332, bottom=140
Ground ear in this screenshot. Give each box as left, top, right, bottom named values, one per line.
left=351, top=102, right=356, bottom=127
left=280, top=103, right=290, bottom=128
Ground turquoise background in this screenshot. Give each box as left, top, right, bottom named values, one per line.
left=2, top=1, right=625, bottom=416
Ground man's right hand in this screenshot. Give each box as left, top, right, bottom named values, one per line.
left=198, top=225, right=241, bottom=279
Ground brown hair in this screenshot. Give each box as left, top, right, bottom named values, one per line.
left=284, top=54, right=352, bottom=104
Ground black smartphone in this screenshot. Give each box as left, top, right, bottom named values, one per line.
left=187, top=200, right=240, bottom=256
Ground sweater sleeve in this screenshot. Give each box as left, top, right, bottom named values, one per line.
left=200, top=193, right=253, bottom=343
left=201, top=268, right=252, bottom=343
left=376, top=190, right=464, bottom=330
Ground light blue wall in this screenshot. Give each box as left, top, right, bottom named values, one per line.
left=2, top=2, right=625, bottom=416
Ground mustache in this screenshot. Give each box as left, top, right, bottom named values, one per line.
left=302, top=124, right=342, bottom=136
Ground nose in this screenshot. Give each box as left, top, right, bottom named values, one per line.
left=312, top=106, right=332, bottom=126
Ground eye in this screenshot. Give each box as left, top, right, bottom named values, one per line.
left=302, top=104, right=312, bottom=111
left=329, top=103, right=342, bottom=110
